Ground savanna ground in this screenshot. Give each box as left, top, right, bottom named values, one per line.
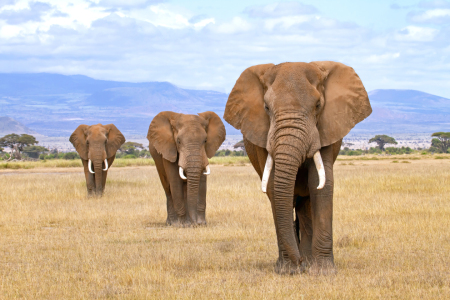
left=0, top=155, right=449, bottom=299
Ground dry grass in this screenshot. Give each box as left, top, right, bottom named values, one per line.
left=0, top=158, right=449, bottom=299
left=0, top=156, right=250, bottom=170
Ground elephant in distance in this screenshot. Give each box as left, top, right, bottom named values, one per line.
left=148, top=111, right=226, bottom=226
left=70, top=124, right=125, bottom=197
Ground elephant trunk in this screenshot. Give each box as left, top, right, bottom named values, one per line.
left=91, top=147, right=104, bottom=196
left=273, top=143, right=304, bottom=266
left=185, top=153, right=203, bottom=225
left=94, top=160, right=103, bottom=196
left=270, top=117, right=313, bottom=266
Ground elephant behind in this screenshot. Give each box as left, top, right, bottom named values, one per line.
left=224, top=61, right=372, bottom=275
left=147, top=111, right=226, bottom=226
left=70, top=123, right=125, bottom=197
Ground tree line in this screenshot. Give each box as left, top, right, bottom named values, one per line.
left=2, top=132, right=449, bottom=160
left=340, top=133, right=450, bottom=156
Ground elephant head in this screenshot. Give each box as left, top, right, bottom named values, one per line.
left=224, top=61, right=371, bottom=264
left=70, top=124, right=125, bottom=196
left=147, top=111, right=226, bottom=223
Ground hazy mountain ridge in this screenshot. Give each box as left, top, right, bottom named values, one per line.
left=354, top=89, right=450, bottom=133
left=1, top=73, right=449, bottom=136
left=0, top=73, right=229, bottom=136
left=0, top=116, right=39, bottom=136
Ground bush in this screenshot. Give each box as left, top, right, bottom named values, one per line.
left=385, top=146, right=413, bottom=155
left=215, top=150, right=245, bottom=157
left=63, top=152, right=80, bottom=160
left=123, top=154, right=137, bottom=159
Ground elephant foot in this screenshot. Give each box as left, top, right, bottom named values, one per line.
left=196, top=215, right=207, bottom=226
left=308, top=259, right=337, bottom=276
left=166, top=216, right=193, bottom=227
left=274, top=258, right=306, bottom=275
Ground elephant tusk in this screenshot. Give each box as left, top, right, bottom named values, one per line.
left=203, top=165, right=210, bottom=175
left=103, top=159, right=108, bottom=171
left=261, top=153, right=273, bottom=193
left=179, top=167, right=187, bottom=180
left=88, top=159, right=94, bottom=174
left=314, top=151, right=326, bottom=190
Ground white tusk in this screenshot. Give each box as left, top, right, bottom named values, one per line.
left=179, top=167, right=187, bottom=180
left=88, top=159, right=94, bottom=174
left=313, top=151, right=326, bottom=190
left=103, top=159, right=108, bottom=171
left=261, top=153, right=273, bottom=193
left=203, top=165, right=210, bottom=175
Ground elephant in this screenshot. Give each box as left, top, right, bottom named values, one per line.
left=70, top=124, right=125, bottom=197
left=224, top=61, right=372, bottom=275
left=147, top=111, right=226, bottom=226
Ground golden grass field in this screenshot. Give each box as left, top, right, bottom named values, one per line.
left=1, top=155, right=449, bottom=299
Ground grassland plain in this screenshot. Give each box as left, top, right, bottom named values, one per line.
left=0, top=157, right=449, bottom=299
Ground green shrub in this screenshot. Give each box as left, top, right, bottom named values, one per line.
left=123, top=154, right=137, bottom=159
left=63, top=152, right=80, bottom=160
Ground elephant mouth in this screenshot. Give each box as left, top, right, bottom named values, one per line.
left=179, top=165, right=210, bottom=180
left=88, top=159, right=109, bottom=174
left=261, top=151, right=325, bottom=192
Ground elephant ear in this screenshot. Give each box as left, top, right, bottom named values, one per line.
left=198, top=111, right=226, bottom=158
left=104, top=124, right=125, bottom=158
left=147, top=111, right=179, bottom=163
left=224, top=63, right=274, bottom=148
left=311, top=61, right=372, bottom=147
left=69, top=125, right=89, bottom=160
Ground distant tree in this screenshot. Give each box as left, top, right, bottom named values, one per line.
left=369, top=135, right=397, bottom=150
left=233, top=140, right=247, bottom=156
left=22, top=146, right=48, bottom=158
left=0, top=133, right=38, bottom=159
left=430, top=132, right=450, bottom=153
left=120, top=142, right=145, bottom=155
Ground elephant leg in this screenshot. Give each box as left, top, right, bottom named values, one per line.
left=197, top=174, right=207, bottom=225
left=101, top=156, right=115, bottom=193
left=82, top=159, right=95, bottom=196
left=307, top=145, right=336, bottom=275
left=163, top=159, right=188, bottom=225
left=165, top=193, right=178, bottom=225
left=295, top=196, right=313, bottom=265
left=182, top=181, right=190, bottom=224
left=101, top=170, right=108, bottom=194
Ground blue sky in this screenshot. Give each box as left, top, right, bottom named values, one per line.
left=0, top=0, right=449, bottom=97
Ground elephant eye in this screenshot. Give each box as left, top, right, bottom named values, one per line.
left=177, top=138, right=180, bottom=144
left=264, top=104, right=269, bottom=112
left=204, top=138, right=207, bottom=143
left=316, top=102, right=321, bottom=109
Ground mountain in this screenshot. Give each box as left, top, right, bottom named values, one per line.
left=354, top=89, right=450, bottom=133
left=1, top=73, right=449, bottom=136
left=0, top=116, right=39, bottom=136
left=0, top=73, right=229, bottom=136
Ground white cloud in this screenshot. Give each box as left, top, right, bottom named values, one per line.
left=395, top=25, right=438, bottom=42
left=409, top=8, right=450, bottom=23
left=244, top=2, right=318, bottom=18
left=0, top=0, right=449, bottom=98
left=366, top=53, right=400, bottom=63
left=215, top=17, right=252, bottom=34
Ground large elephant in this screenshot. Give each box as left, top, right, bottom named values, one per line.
left=70, top=124, right=125, bottom=197
left=224, top=61, right=372, bottom=275
left=147, top=111, right=226, bottom=226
